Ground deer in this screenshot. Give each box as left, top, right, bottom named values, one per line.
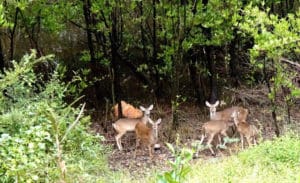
left=231, top=109, right=259, bottom=149
left=205, top=100, right=248, bottom=122
left=112, top=100, right=143, bottom=120
left=112, top=104, right=153, bottom=151
left=199, top=119, right=235, bottom=156
left=134, top=118, right=162, bottom=158
left=205, top=100, right=249, bottom=139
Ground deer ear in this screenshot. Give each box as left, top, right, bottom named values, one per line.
left=148, top=117, right=154, bottom=124
left=214, top=100, right=220, bottom=107
left=140, top=106, right=146, bottom=111
left=205, top=101, right=211, bottom=107
left=148, top=104, right=154, bottom=110
left=156, top=118, right=162, bottom=124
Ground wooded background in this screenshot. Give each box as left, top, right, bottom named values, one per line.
left=1, top=0, right=300, bottom=130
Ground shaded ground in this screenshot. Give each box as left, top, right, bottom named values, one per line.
left=91, top=85, right=300, bottom=178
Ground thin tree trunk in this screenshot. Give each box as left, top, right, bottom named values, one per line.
left=201, top=0, right=218, bottom=103
left=83, top=0, right=96, bottom=63
left=229, top=28, right=240, bottom=87
left=9, top=7, right=20, bottom=61
left=152, top=0, right=162, bottom=98
left=110, top=3, right=122, bottom=112
left=263, top=58, right=280, bottom=137
left=0, top=34, right=4, bottom=73
left=207, top=46, right=218, bottom=103
left=137, top=1, right=147, bottom=63
left=189, top=54, right=204, bottom=104
left=19, top=9, right=43, bottom=57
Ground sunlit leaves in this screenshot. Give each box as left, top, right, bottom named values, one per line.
left=0, top=4, right=11, bottom=27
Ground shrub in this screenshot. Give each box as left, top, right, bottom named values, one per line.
left=0, top=50, right=109, bottom=182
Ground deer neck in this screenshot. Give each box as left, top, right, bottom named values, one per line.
left=141, top=114, right=149, bottom=124
left=232, top=115, right=239, bottom=125
left=150, top=127, right=157, bottom=143
left=209, top=109, right=216, bottom=119
left=152, top=124, right=158, bottom=139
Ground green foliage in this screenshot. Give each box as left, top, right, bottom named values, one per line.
left=238, top=133, right=300, bottom=167
left=0, top=4, right=11, bottom=27
left=0, top=51, right=109, bottom=182
left=239, top=3, right=300, bottom=120
left=157, top=135, right=194, bottom=183
left=186, top=133, right=300, bottom=183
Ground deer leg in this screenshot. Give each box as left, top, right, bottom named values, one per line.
left=240, top=133, right=244, bottom=150
left=115, top=132, right=125, bottom=151
left=231, top=125, right=237, bottom=137
left=206, top=134, right=215, bottom=156
left=218, top=134, right=222, bottom=145
left=148, top=144, right=152, bottom=158
left=220, top=130, right=228, bottom=145
left=246, top=136, right=252, bottom=147
left=134, top=138, right=140, bottom=158
left=253, top=137, right=257, bottom=145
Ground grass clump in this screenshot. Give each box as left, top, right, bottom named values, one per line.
left=187, top=133, right=300, bottom=183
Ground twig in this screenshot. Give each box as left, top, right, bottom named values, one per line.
left=61, top=103, right=86, bottom=143
left=280, top=58, right=300, bottom=71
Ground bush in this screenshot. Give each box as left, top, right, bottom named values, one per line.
left=0, top=51, right=109, bottom=182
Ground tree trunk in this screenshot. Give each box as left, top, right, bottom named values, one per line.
left=206, top=46, right=218, bottom=103
left=137, top=1, right=147, bottom=63
left=110, top=3, right=122, bottom=109
left=0, top=34, right=4, bottom=73
left=229, top=28, right=240, bottom=87
left=152, top=0, right=162, bottom=98
left=83, top=0, right=96, bottom=63
left=9, top=7, right=20, bottom=61
left=201, top=0, right=218, bottom=103
left=263, top=58, right=280, bottom=137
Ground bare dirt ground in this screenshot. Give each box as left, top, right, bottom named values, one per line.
left=91, top=85, right=300, bottom=179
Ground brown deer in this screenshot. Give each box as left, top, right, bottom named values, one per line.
left=112, top=104, right=153, bottom=150
left=134, top=118, right=162, bottom=158
left=205, top=100, right=248, bottom=122
left=200, top=119, right=235, bottom=155
left=231, top=109, right=259, bottom=149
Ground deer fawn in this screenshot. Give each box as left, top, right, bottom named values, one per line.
left=231, top=110, right=259, bottom=149
left=200, top=120, right=234, bottom=155
left=112, top=104, right=153, bottom=150
left=134, top=118, right=162, bottom=158
left=112, top=100, right=143, bottom=120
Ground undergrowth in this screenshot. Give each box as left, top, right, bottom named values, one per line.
left=0, top=51, right=111, bottom=182
left=187, top=132, right=300, bottom=183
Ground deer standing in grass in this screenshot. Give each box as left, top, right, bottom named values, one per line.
left=134, top=118, right=162, bottom=158
left=231, top=109, right=259, bottom=149
left=112, top=100, right=143, bottom=120
left=200, top=119, right=234, bottom=155
left=112, top=104, right=153, bottom=151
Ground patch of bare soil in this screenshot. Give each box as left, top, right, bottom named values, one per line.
left=91, top=85, right=300, bottom=178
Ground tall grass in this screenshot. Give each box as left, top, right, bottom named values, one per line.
left=187, top=133, right=300, bottom=183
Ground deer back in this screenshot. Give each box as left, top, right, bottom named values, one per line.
left=203, top=120, right=232, bottom=134
left=214, top=106, right=248, bottom=122
left=113, top=118, right=141, bottom=132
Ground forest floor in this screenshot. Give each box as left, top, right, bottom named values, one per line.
left=91, top=85, right=300, bottom=180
